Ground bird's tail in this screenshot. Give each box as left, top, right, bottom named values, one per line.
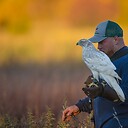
left=100, top=74, right=125, bottom=102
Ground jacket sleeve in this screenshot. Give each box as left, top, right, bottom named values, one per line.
left=75, top=97, right=92, bottom=113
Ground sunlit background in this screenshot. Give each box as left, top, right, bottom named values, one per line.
left=0, top=0, right=128, bottom=126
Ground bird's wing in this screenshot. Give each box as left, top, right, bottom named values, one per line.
left=83, top=50, right=116, bottom=71
left=83, top=51, right=120, bottom=79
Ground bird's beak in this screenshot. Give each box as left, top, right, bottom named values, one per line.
left=76, top=42, right=79, bottom=45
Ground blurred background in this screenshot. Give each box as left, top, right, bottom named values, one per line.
left=0, top=0, right=128, bottom=122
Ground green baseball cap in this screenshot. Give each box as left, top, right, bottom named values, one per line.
left=89, top=20, right=123, bottom=43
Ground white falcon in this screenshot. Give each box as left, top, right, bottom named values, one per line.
left=77, top=39, right=125, bottom=102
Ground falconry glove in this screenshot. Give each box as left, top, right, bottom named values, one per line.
left=82, top=75, right=121, bottom=102
left=82, top=75, right=104, bottom=99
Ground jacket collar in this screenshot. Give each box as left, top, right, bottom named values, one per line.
left=110, top=46, right=128, bottom=61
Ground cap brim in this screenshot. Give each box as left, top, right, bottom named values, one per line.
left=88, top=36, right=107, bottom=43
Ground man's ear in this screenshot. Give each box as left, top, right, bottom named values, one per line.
left=113, top=36, right=119, bottom=45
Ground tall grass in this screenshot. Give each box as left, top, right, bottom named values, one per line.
left=0, top=62, right=93, bottom=127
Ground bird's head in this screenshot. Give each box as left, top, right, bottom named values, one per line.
left=76, top=39, right=92, bottom=47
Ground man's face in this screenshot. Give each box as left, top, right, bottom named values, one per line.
left=98, top=37, right=115, bottom=57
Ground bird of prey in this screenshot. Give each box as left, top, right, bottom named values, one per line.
left=76, top=39, right=125, bottom=102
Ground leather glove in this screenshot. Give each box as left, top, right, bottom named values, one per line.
left=82, top=75, right=104, bottom=99
left=82, top=75, right=120, bottom=102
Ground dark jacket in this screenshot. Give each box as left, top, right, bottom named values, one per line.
left=76, top=46, right=128, bottom=128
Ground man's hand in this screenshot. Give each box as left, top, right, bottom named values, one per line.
left=62, top=105, right=80, bottom=122
left=83, top=75, right=120, bottom=102
left=82, top=85, right=103, bottom=99
left=84, top=75, right=99, bottom=87
left=82, top=75, right=104, bottom=99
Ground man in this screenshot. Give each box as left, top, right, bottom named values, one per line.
left=62, top=20, right=128, bottom=128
